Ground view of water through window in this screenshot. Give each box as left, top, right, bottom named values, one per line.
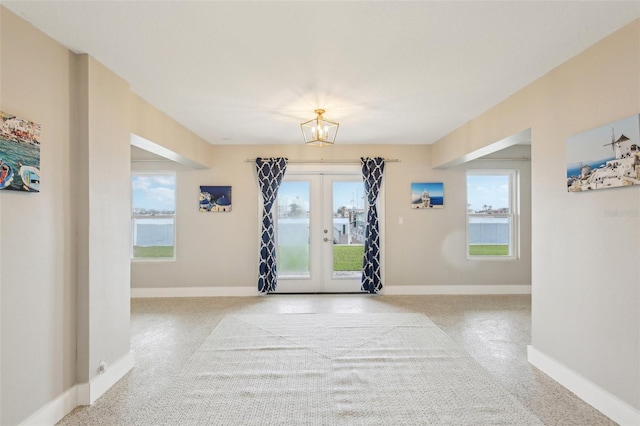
left=467, top=172, right=514, bottom=257
left=131, top=174, right=176, bottom=259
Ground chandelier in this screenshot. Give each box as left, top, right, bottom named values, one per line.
left=300, top=109, right=339, bottom=146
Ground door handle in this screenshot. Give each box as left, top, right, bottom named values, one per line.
left=324, top=237, right=329, bottom=242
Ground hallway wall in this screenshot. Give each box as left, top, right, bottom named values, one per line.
left=0, top=7, right=213, bottom=425
left=1, top=8, right=78, bottom=425
left=432, top=18, right=640, bottom=418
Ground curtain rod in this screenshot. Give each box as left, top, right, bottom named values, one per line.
left=245, top=158, right=399, bottom=164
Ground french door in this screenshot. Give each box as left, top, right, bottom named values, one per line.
left=273, top=168, right=369, bottom=293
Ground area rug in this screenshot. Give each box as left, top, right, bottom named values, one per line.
left=140, top=313, right=542, bottom=425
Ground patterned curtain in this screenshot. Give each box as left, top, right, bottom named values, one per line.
left=361, top=157, right=385, bottom=294
left=256, top=157, right=288, bottom=293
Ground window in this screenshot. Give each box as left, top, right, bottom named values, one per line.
left=131, top=173, right=176, bottom=260
left=466, top=170, right=518, bottom=259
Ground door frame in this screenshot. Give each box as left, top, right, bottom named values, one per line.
left=257, top=163, right=385, bottom=293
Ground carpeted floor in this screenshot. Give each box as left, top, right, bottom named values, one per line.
left=136, top=313, right=542, bottom=425
left=57, top=295, right=616, bottom=425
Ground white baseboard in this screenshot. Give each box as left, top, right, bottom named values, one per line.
left=528, top=345, right=640, bottom=426
left=19, top=352, right=134, bottom=425
left=131, top=285, right=530, bottom=297
left=19, top=386, right=78, bottom=426
left=77, top=352, right=134, bottom=405
left=131, top=286, right=258, bottom=298
left=384, top=285, right=532, bottom=295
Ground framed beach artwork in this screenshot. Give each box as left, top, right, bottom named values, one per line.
left=566, top=114, right=640, bottom=192
left=0, top=111, right=41, bottom=192
left=411, top=182, right=443, bottom=209
left=199, top=185, right=232, bottom=212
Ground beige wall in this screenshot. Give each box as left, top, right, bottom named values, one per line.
left=131, top=144, right=532, bottom=290
left=1, top=9, right=77, bottom=425
left=130, top=94, right=214, bottom=169
left=0, top=7, right=212, bottom=425
left=432, top=19, right=640, bottom=411
left=75, top=54, right=132, bottom=384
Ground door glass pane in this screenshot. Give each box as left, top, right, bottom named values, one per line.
left=332, top=181, right=365, bottom=277
left=277, top=181, right=310, bottom=277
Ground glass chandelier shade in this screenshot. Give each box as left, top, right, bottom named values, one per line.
left=300, top=109, right=339, bottom=146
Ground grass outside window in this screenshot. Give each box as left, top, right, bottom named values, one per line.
left=133, top=246, right=174, bottom=259
left=468, top=244, right=509, bottom=256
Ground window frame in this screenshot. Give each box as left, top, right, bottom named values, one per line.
left=131, top=171, right=177, bottom=262
left=466, top=169, right=519, bottom=261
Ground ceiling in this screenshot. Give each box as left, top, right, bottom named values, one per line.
left=3, top=1, right=639, bottom=146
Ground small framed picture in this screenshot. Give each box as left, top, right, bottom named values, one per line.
left=0, top=111, right=41, bottom=192
left=411, top=182, right=443, bottom=209
left=199, top=185, right=232, bottom=212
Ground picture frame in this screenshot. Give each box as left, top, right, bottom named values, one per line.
left=566, top=114, right=640, bottom=192
left=0, top=111, right=41, bottom=192
left=199, top=185, right=232, bottom=212
left=411, top=182, right=443, bottom=209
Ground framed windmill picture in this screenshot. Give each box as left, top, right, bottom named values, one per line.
left=566, top=114, right=640, bottom=192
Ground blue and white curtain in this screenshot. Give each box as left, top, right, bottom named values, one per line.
left=361, top=157, right=385, bottom=294
left=256, top=157, right=288, bottom=293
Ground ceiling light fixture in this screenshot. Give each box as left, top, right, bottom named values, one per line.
left=300, top=109, right=339, bottom=146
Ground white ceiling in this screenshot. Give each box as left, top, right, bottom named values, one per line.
left=3, top=1, right=639, bottom=146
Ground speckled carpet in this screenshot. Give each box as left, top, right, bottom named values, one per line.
left=138, top=313, right=542, bottom=425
